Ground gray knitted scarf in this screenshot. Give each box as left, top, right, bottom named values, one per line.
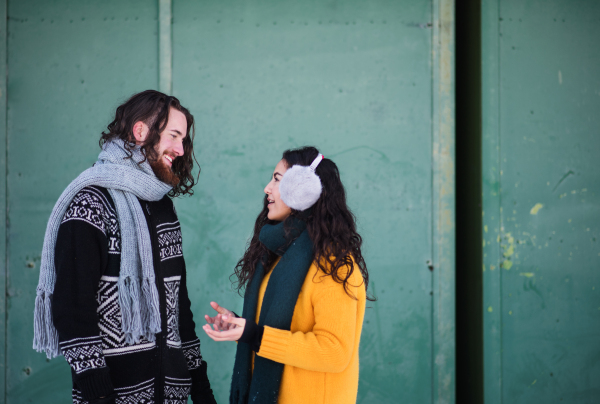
left=33, top=139, right=173, bottom=359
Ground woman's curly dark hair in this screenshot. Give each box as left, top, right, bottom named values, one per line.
left=233, top=146, right=374, bottom=301
left=100, top=90, right=198, bottom=197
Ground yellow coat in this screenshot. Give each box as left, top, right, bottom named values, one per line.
left=253, top=258, right=366, bottom=404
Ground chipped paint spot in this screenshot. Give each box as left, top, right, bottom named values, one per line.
left=559, top=193, right=567, bottom=198
left=558, top=70, right=562, bottom=84
left=484, top=225, right=488, bottom=233
left=571, top=190, right=577, bottom=194
left=568, top=219, right=572, bottom=223
left=490, top=265, right=496, bottom=271
left=501, top=233, right=516, bottom=270
left=530, top=203, right=543, bottom=215
left=532, top=379, right=537, bottom=386
left=509, top=310, right=513, bottom=315
left=483, top=264, right=486, bottom=272
left=488, top=306, right=493, bottom=313
left=520, top=272, right=535, bottom=278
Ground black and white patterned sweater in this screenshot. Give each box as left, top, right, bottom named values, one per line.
left=52, top=186, right=216, bottom=404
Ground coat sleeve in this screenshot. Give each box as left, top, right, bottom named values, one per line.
left=178, top=259, right=217, bottom=404
left=256, top=267, right=365, bottom=374
left=52, top=189, right=115, bottom=401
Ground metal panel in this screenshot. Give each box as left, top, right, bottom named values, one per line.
left=482, top=1, right=600, bottom=403
left=482, top=0, right=503, bottom=403
left=0, top=0, right=7, bottom=401
left=171, top=0, right=453, bottom=403
left=5, top=1, right=158, bottom=402
left=2, top=0, right=455, bottom=402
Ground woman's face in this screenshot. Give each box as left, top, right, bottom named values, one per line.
left=264, top=159, right=292, bottom=221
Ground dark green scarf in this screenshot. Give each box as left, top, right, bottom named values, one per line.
left=230, top=217, right=313, bottom=404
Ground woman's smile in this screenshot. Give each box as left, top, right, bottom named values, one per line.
left=264, top=160, right=292, bottom=221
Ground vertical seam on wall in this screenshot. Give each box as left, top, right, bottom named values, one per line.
left=431, top=0, right=439, bottom=401
left=432, top=0, right=456, bottom=403
left=159, top=0, right=173, bottom=94
left=1, top=0, right=7, bottom=400
left=496, top=0, right=503, bottom=401
left=430, top=0, right=435, bottom=400
left=482, top=0, right=502, bottom=402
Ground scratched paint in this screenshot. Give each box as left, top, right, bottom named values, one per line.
left=529, top=203, right=543, bottom=215
left=501, top=232, right=515, bottom=270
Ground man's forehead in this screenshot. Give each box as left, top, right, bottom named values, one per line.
left=166, top=109, right=187, bottom=136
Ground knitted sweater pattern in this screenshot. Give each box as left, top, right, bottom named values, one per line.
left=52, top=186, right=211, bottom=404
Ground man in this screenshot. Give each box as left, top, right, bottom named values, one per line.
left=33, top=90, right=217, bottom=404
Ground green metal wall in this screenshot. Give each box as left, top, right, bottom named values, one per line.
left=1, top=0, right=455, bottom=403
left=4, top=1, right=160, bottom=402
left=482, top=1, right=600, bottom=403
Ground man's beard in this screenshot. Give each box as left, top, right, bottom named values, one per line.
left=149, top=154, right=180, bottom=187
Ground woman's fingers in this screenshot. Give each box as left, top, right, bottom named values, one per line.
left=210, top=301, right=231, bottom=315
left=202, top=324, right=243, bottom=341
left=222, top=315, right=246, bottom=327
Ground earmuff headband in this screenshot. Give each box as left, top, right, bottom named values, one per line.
left=309, top=154, right=324, bottom=171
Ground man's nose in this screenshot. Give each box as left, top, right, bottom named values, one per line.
left=173, top=141, right=184, bottom=156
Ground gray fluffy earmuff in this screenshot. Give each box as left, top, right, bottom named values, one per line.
left=279, top=154, right=324, bottom=211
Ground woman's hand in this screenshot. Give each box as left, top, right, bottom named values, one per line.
left=204, top=301, right=236, bottom=331
left=203, top=314, right=246, bottom=342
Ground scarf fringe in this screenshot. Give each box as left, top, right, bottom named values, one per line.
left=119, top=276, right=144, bottom=345
left=32, top=290, right=61, bottom=359
left=142, top=277, right=162, bottom=340
left=119, top=276, right=163, bottom=344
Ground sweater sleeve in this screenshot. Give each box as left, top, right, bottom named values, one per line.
left=52, top=189, right=114, bottom=401
left=256, top=268, right=363, bottom=374
left=178, top=260, right=217, bottom=404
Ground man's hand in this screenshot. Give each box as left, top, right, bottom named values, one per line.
left=203, top=315, right=246, bottom=342
left=204, top=301, right=236, bottom=331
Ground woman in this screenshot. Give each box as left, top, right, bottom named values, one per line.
left=203, top=146, right=372, bottom=404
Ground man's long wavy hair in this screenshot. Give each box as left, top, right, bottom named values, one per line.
left=99, top=90, right=198, bottom=197
left=233, top=146, right=373, bottom=301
